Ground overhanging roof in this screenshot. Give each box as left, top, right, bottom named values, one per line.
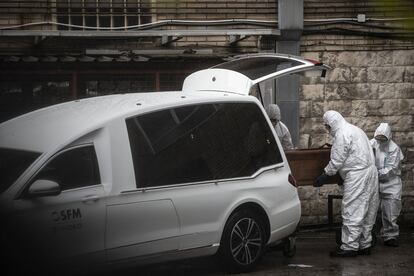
left=0, top=29, right=280, bottom=38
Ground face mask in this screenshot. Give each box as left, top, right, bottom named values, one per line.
left=375, top=135, right=387, bottom=142
left=375, top=136, right=388, bottom=147
left=324, top=124, right=333, bottom=136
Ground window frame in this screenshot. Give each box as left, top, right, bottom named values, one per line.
left=19, top=143, right=102, bottom=198
left=124, top=100, right=285, bottom=191
left=121, top=163, right=285, bottom=194
left=56, top=0, right=151, bottom=31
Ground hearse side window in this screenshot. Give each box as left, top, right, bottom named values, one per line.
left=32, top=145, right=101, bottom=191
left=126, top=103, right=282, bottom=188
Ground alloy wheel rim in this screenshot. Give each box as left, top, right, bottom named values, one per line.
left=230, top=217, right=262, bottom=265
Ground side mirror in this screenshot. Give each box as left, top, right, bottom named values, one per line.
left=28, top=179, right=61, bottom=198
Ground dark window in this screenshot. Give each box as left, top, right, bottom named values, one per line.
left=0, top=81, right=71, bottom=123
left=33, top=146, right=100, bottom=191
left=127, top=16, right=139, bottom=27
left=56, top=0, right=151, bottom=30
left=0, top=148, right=41, bottom=194
left=126, top=102, right=282, bottom=188
left=114, top=15, right=125, bottom=28
left=159, top=73, right=186, bottom=91
left=80, top=75, right=156, bottom=98
left=71, top=8, right=83, bottom=30
left=99, top=15, right=111, bottom=28
left=85, top=15, right=97, bottom=28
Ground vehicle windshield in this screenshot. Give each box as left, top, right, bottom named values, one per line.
left=0, top=148, right=41, bottom=193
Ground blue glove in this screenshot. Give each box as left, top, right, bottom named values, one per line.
left=314, top=172, right=328, bottom=187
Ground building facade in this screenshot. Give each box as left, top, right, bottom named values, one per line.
left=0, top=0, right=279, bottom=121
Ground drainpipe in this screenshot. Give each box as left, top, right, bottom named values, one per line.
left=276, top=0, right=303, bottom=147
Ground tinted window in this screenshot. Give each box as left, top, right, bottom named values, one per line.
left=33, top=146, right=100, bottom=191
left=0, top=148, right=41, bottom=193
left=126, top=102, right=282, bottom=188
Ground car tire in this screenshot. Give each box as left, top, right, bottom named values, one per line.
left=218, top=210, right=266, bottom=273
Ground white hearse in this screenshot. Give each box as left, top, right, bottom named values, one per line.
left=0, top=54, right=329, bottom=273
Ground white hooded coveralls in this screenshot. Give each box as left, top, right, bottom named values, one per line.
left=323, top=111, right=379, bottom=251
left=267, top=104, right=294, bottom=150
left=370, top=123, right=404, bottom=241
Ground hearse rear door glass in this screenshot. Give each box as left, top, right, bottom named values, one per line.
left=212, top=54, right=330, bottom=87
left=182, top=54, right=330, bottom=97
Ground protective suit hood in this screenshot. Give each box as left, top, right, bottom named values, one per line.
left=374, top=122, right=392, bottom=141
left=323, top=110, right=346, bottom=136
left=267, top=104, right=281, bottom=121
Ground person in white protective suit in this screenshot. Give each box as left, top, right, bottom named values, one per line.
left=370, top=123, right=404, bottom=247
left=313, top=110, right=379, bottom=257
left=266, top=104, right=294, bottom=150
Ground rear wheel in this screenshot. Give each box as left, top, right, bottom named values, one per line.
left=219, top=210, right=266, bottom=273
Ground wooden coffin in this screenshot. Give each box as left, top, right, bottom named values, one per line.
left=285, top=147, right=343, bottom=186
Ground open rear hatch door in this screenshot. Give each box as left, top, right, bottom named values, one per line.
left=183, top=53, right=330, bottom=95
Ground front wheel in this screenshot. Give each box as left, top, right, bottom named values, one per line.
left=218, top=210, right=266, bottom=273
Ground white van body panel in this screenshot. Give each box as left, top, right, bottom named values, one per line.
left=0, top=92, right=300, bottom=272
left=182, top=68, right=253, bottom=95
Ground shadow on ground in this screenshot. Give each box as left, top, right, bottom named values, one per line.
left=102, top=229, right=414, bottom=276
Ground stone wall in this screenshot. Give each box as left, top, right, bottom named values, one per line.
left=298, top=35, right=414, bottom=227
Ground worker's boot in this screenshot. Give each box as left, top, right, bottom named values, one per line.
left=357, top=247, right=371, bottom=255
left=330, top=248, right=357, bottom=257
left=384, top=238, right=399, bottom=247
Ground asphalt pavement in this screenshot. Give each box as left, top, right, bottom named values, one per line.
left=116, top=229, right=414, bottom=276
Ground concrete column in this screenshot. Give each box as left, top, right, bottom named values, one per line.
left=276, top=0, right=303, bottom=147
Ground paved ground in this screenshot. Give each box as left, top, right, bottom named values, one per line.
left=117, top=229, right=414, bottom=276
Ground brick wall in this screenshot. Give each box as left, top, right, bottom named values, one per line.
left=298, top=34, right=414, bottom=227
left=159, top=0, right=277, bottom=50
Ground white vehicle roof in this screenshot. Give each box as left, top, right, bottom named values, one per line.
left=0, top=91, right=250, bottom=153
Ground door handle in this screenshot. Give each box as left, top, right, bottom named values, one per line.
left=82, top=195, right=100, bottom=203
